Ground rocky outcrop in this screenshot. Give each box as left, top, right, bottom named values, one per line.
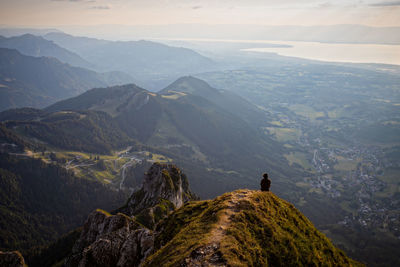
left=121, top=163, right=196, bottom=216
left=0, top=251, right=26, bottom=267
left=65, top=163, right=196, bottom=267
left=46, top=163, right=362, bottom=266
left=65, top=210, right=153, bottom=267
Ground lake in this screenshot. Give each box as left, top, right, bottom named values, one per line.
left=154, top=37, right=400, bottom=66
left=242, top=40, right=400, bottom=66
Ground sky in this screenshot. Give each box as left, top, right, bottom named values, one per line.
left=0, top=0, right=399, bottom=27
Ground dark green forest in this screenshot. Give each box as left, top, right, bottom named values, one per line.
left=0, top=153, right=125, bottom=254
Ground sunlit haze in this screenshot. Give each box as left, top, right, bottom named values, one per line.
left=0, top=0, right=399, bottom=27
left=0, top=0, right=400, bottom=266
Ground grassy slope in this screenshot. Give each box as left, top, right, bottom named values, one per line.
left=145, top=190, right=363, bottom=266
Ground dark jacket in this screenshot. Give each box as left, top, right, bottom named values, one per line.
left=261, top=177, right=271, bottom=191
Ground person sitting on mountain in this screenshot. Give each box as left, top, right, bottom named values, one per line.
left=260, top=173, right=271, bottom=192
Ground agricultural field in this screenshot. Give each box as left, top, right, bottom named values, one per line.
left=265, top=127, right=301, bottom=142
left=16, top=147, right=171, bottom=189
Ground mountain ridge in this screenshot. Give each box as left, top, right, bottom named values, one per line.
left=44, top=80, right=292, bottom=198
left=33, top=163, right=362, bottom=267
left=5, top=77, right=296, bottom=200
left=0, top=48, right=134, bottom=111
left=0, top=34, right=92, bottom=69
left=161, top=76, right=269, bottom=127
left=44, top=32, right=217, bottom=89
left=146, top=189, right=363, bottom=266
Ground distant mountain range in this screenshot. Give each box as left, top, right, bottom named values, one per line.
left=0, top=34, right=92, bottom=69
left=0, top=26, right=397, bottom=267
left=46, top=77, right=285, bottom=174
left=15, top=24, right=396, bottom=45
left=0, top=76, right=299, bottom=261
left=2, top=76, right=295, bottom=198
left=0, top=27, right=62, bottom=38
left=0, top=32, right=218, bottom=90
left=44, top=32, right=217, bottom=89
left=0, top=48, right=134, bottom=111
left=3, top=25, right=399, bottom=45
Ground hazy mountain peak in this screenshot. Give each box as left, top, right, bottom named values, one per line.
left=46, top=83, right=148, bottom=116
left=0, top=48, right=134, bottom=111
left=15, top=33, right=42, bottom=40
left=43, top=32, right=216, bottom=90
left=161, top=75, right=220, bottom=99
left=0, top=33, right=92, bottom=69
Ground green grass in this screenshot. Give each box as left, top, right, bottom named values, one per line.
left=220, top=191, right=362, bottom=267
left=161, top=91, right=187, bottom=100
left=96, top=209, right=112, bottom=217
left=25, top=149, right=172, bottom=185
left=270, top=120, right=284, bottom=126
left=144, top=190, right=362, bottom=267
left=265, top=127, right=301, bottom=142
left=144, top=197, right=227, bottom=266
left=147, top=152, right=172, bottom=163
left=288, top=104, right=325, bottom=121
left=296, top=181, right=312, bottom=189
left=284, top=152, right=312, bottom=170
left=334, top=156, right=361, bottom=172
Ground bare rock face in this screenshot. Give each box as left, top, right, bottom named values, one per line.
left=120, top=162, right=196, bottom=216
left=65, top=163, right=196, bottom=267
left=182, top=244, right=226, bottom=267
left=0, top=251, right=26, bottom=267
left=65, top=210, right=153, bottom=267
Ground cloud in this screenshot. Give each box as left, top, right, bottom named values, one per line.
left=369, top=1, right=400, bottom=6
left=90, top=5, right=111, bottom=9
left=192, top=5, right=202, bottom=10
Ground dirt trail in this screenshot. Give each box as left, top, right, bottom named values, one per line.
left=208, top=189, right=253, bottom=244
left=182, top=189, right=255, bottom=266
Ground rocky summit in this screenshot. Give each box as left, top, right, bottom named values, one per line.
left=145, top=189, right=363, bottom=267
left=120, top=163, right=196, bottom=217
left=65, top=163, right=197, bottom=267
left=38, top=163, right=362, bottom=266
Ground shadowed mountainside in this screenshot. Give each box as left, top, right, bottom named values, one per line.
left=45, top=81, right=295, bottom=198
left=0, top=34, right=91, bottom=69
left=44, top=32, right=217, bottom=89
left=0, top=48, right=134, bottom=111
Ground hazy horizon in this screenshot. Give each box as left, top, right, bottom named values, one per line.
left=0, top=1, right=399, bottom=266
left=1, top=0, right=399, bottom=27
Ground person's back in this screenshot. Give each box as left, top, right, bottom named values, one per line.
left=260, top=173, right=271, bottom=191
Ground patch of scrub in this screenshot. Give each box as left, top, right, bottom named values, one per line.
left=284, top=152, right=312, bottom=170
left=264, top=127, right=301, bottom=142
left=288, top=104, right=325, bottom=120
left=334, top=156, right=361, bottom=172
